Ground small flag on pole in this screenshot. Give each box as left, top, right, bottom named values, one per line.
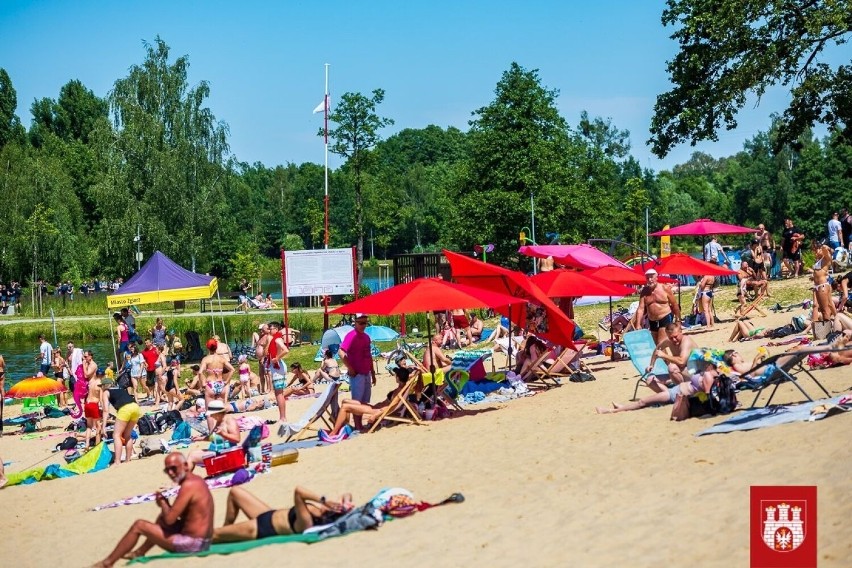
left=313, top=96, right=328, bottom=114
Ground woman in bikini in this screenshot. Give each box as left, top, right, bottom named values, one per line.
left=313, top=349, right=341, bottom=382
left=200, top=338, right=234, bottom=431
left=213, top=485, right=352, bottom=543
left=282, top=362, right=314, bottom=396
left=811, top=241, right=836, bottom=322
left=696, top=274, right=716, bottom=328
left=230, top=355, right=255, bottom=400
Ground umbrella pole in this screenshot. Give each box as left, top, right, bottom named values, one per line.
left=609, top=297, right=614, bottom=362
left=217, top=291, right=228, bottom=347
left=506, top=304, right=513, bottom=371
left=427, top=314, right=438, bottom=408
left=108, top=310, right=119, bottom=370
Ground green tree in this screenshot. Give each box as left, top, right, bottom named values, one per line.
left=650, top=0, right=852, bottom=157
left=0, top=68, right=25, bottom=148
left=324, top=90, right=394, bottom=283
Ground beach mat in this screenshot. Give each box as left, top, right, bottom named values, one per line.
left=696, top=395, right=850, bottom=436
left=129, top=532, right=322, bottom=563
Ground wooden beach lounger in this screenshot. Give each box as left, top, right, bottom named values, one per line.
left=367, top=373, right=422, bottom=434
left=285, top=382, right=341, bottom=442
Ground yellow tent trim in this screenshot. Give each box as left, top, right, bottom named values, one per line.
left=107, top=278, right=219, bottom=308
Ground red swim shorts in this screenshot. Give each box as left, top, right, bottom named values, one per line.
left=84, top=401, right=102, bottom=420
left=452, top=315, right=469, bottom=328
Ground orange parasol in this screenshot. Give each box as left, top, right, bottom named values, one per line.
left=6, top=376, right=67, bottom=399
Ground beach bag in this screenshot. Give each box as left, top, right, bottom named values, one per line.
left=137, top=414, right=158, bottom=436
left=117, top=367, right=132, bottom=390
left=791, top=315, right=807, bottom=333
left=708, top=375, right=738, bottom=415
left=572, top=324, right=585, bottom=341
left=812, top=320, right=832, bottom=340
left=171, top=421, right=192, bottom=441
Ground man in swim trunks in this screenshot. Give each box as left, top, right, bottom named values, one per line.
left=95, top=452, right=213, bottom=566
left=141, top=339, right=160, bottom=404
left=83, top=353, right=103, bottom=448
left=265, top=321, right=290, bottom=434
left=94, top=452, right=214, bottom=566
left=644, top=321, right=697, bottom=394
left=635, top=268, right=681, bottom=345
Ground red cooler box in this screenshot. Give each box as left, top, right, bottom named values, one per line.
left=203, top=447, right=246, bottom=476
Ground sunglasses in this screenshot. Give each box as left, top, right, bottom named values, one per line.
left=355, top=320, right=369, bottom=326
left=163, top=465, right=180, bottom=474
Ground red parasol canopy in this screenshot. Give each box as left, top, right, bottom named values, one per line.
left=531, top=269, right=635, bottom=297
left=627, top=262, right=680, bottom=284
left=331, top=277, right=521, bottom=315
left=6, top=376, right=67, bottom=399
left=654, top=253, right=738, bottom=277
left=649, top=219, right=756, bottom=237
left=586, top=265, right=646, bottom=285
left=444, top=250, right=575, bottom=348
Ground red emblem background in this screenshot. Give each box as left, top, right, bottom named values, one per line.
left=750, top=486, right=817, bottom=568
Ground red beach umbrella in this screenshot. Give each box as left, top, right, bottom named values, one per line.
left=655, top=253, right=738, bottom=277
left=444, top=249, right=575, bottom=349
left=587, top=265, right=647, bottom=285
left=6, top=376, right=67, bottom=399
left=531, top=269, right=634, bottom=297
left=649, top=219, right=756, bottom=237
left=331, top=277, right=521, bottom=315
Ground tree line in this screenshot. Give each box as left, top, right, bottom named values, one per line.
left=0, top=34, right=849, bottom=289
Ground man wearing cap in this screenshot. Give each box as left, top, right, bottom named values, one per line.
left=339, top=314, right=376, bottom=429
left=635, top=268, right=681, bottom=345
left=94, top=452, right=214, bottom=566
left=188, top=399, right=241, bottom=471
left=265, top=322, right=290, bottom=434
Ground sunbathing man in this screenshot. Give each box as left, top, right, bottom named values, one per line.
left=811, top=240, right=837, bottom=322
left=645, top=321, right=697, bottom=392
left=319, top=367, right=411, bottom=441
left=213, top=486, right=352, bottom=542
left=468, top=313, right=484, bottom=343
left=94, top=452, right=214, bottom=566
left=597, top=359, right=718, bottom=414
left=635, top=268, right=681, bottom=345
left=422, top=334, right=453, bottom=394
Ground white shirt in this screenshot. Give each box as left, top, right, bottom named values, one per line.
left=39, top=341, right=53, bottom=365
left=828, top=219, right=842, bottom=243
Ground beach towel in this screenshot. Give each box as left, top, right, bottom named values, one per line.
left=5, top=441, right=113, bottom=487
left=696, top=395, right=851, bottom=436
left=90, top=465, right=267, bottom=511
left=450, top=349, right=492, bottom=381
left=127, top=488, right=463, bottom=563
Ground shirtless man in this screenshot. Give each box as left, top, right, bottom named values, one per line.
left=94, top=452, right=214, bottom=566
left=811, top=241, right=837, bottom=322
left=539, top=256, right=555, bottom=272
left=634, top=268, right=681, bottom=345
left=83, top=354, right=103, bottom=448
left=253, top=324, right=271, bottom=394
left=645, top=321, right=697, bottom=393
left=200, top=339, right=235, bottom=432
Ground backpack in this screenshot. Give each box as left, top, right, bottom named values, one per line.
left=116, top=367, right=132, bottom=390
left=791, top=315, right=807, bottom=333
left=127, top=322, right=141, bottom=344
left=708, top=374, right=738, bottom=415
left=137, top=414, right=158, bottom=436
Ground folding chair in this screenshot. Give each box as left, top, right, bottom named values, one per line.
left=746, top=349, right=834, bottom=408
left=522, top=349, right=559, bottom=390
left=285, top=382, right=341, bottom=441
left=367, top=374, right=423, bottom=433
left=530, top=348, right=577, bottom=387
left=622, top=330, right=670, bottom=400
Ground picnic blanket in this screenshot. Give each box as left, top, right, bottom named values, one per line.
left=697, top=395, right=851, bottom=436
left=128, top=487, right=463, bottom=563
left=5, top=442, right=113, bottom=487
left=90, top=464, right=267, bottom=511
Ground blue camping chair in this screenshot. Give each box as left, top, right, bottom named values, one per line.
left=622, top=330, right=670, bottom=400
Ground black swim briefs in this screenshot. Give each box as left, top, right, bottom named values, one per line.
left=648, top=312, right=674, bottom=332
left=256, top=509, right=279, bottom=539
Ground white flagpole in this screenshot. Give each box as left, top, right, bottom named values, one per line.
left=323, top=63, right=330, bottom=249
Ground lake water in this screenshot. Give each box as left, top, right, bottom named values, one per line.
left=2, top=338, right=116, bottom=387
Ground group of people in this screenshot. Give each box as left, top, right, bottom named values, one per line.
left=94, top=450, right=353, bottom=566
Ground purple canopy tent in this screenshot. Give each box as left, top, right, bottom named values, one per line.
left=106, top=251, right=224, bottom=366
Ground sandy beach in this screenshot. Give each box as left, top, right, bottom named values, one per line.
left=1, top=307, right=851, bottom=568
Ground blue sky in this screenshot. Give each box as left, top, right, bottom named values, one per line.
left=0, top=1, right=819, bottom=172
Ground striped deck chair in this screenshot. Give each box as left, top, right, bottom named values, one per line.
left=284, top=382, right=341, bottom=442
left=367, top=373, right=423, bottom=433
left=622, top=330, right=670, bottom=400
